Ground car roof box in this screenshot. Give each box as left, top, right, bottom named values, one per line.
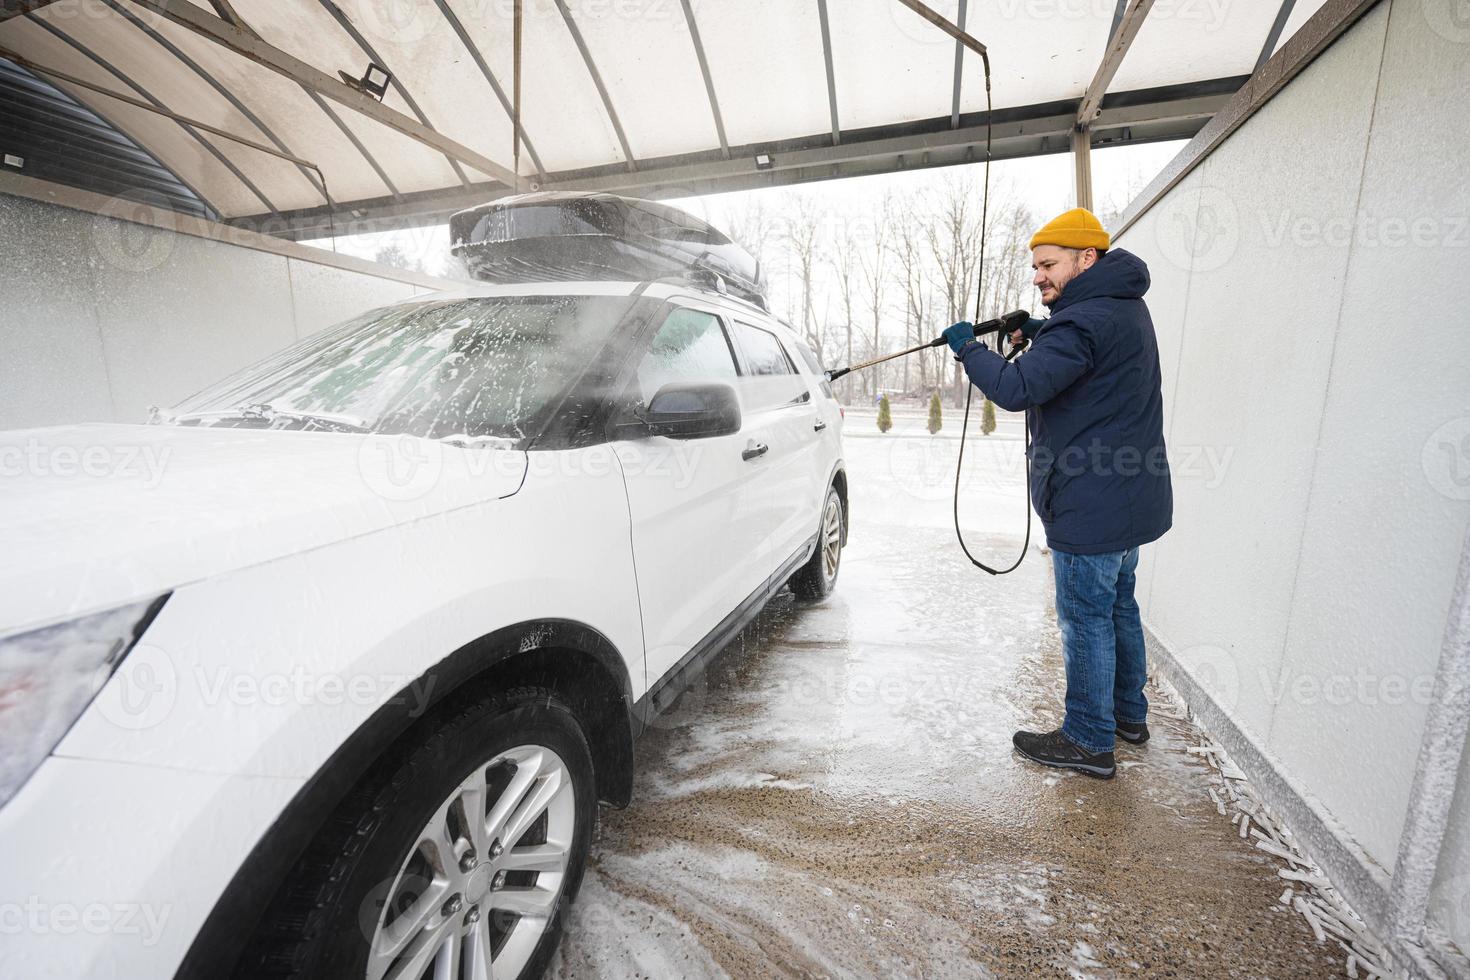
left=449, top=192, right=768, bottom=309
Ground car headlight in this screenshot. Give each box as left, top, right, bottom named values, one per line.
left=0, top=594, right=169, bottom=809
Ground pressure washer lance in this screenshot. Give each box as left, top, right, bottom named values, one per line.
left=824, top=307, right=1037, bottom=577
left=824, top=309, right=1032, bottom=384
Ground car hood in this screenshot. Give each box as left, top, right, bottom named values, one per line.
left=1, top=423, right=527, bottom=634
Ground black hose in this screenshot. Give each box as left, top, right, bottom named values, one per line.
left=951, top=49, right=1034, bottom=576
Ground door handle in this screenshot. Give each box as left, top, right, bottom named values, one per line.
left=742, top=441, right=769, bottom=461
left=813, top=419, right=828, bottom=432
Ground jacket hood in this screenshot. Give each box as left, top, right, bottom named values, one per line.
left=1048, top=248, right=1150, bottom=313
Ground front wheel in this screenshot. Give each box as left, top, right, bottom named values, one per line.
left=790, top=485, right=844, bottom=600
left=236, top=687, right=596, bottom=980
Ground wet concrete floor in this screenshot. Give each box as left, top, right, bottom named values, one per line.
left=551, top=424, right=1342, bottom=978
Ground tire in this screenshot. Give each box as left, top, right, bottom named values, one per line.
left=235, top=686, right=596, bottom=980
left=790, top=485, right=844, bottom=600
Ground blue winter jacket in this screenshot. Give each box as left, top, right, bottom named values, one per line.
left=958, top=248, right=1172, bottom=555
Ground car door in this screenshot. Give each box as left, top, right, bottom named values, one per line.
left=726, top=318, right=824, bottom=576
left=783, top=331, right=841, bottom=523
left=612, top=304, right=772, bottom=687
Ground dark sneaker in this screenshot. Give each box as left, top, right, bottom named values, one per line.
left=1116, top=719, right=1150, bottom=744
left=1013, top=729, right=1116, bottom=779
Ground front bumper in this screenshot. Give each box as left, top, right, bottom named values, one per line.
left=0, top=754, right=301, bottom=979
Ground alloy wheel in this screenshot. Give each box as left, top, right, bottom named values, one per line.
left=365, top=744, right=575, bottom=980
left=821, top=495, right=843, bottom=581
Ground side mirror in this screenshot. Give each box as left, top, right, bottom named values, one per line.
left=642, top=382, right=741, bottom=439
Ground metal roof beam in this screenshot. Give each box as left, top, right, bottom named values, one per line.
left=893, top=0, right=987, bottom=56
left=551, top=0, right=636, bottom=171
left=430, top=0, right=546, bottom=182
left=118, top=0, right=519, bottom=187
left=678, top=0, right=729, bottom=159
left=313, top=0, right=469, bottom=187
left=100, top=0, right=325, bottom=202
left=816, top=0, right=840, bottom=145
left=232, top=79, right=1239, bottom=240
left=300, top=88, right=401, bottom=200
left=1256, top=0, right=1299, bottom=72
left=0, top=55, right=217, bottom=216
left=949, top=0, right=968, bottom=129
left=0, top=1, right=59, bottom=24
left=17, top=21, right=275, bottom=214
left=1079, top=0, right=1155, bottom=125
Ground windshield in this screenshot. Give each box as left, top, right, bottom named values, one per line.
left=162, top=295, right=635, bottom=441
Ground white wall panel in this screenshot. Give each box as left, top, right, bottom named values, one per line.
left=285, top=257, right=417, bottom=339
left=0, top=193, right=115, bottom=427
left=90, top=225, right=296, bottom=422
left=1267, top=0, right=1470, bottom=872
left=0, top=192, right=441, bottom=430
left=1151, top=4, right=1388, bottom=744
left=1117, top=0, right=1470, bottom=954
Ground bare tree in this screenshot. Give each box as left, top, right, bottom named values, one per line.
left=890, top=200, right=934, bottom=397
left=783, top=194, right=825, bottom=354
left=923, top=176, right=985, bottom=406
left=857, top=194, right=894, bottom=400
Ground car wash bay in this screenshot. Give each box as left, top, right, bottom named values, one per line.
left=551, top=416, right=1339, bottom=979
left=3, top=0, right=1468, bottom=975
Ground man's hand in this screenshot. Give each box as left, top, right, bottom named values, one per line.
left=1010, top=329, right=1025, bottom=346
left=943, top=321, right=977, bottom=355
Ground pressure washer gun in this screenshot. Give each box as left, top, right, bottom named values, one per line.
left=825, top=309, right=1032, bottom=383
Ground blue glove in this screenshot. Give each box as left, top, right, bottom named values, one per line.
left=943, top=321, right=977, bottom=356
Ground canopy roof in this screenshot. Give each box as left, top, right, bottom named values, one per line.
left=0, top=0, right=1325, bottom=238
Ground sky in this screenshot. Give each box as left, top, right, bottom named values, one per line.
left=300, top=140, right=1186, bottom=281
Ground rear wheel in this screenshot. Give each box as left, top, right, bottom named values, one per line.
left=790, top=486, right=844, bottom=600
left=236, top=687, right=595, bottom=980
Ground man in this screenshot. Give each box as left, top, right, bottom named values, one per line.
left=942, top=208, right=1172, bottom=780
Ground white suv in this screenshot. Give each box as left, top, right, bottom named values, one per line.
left=0, top=278, right=846, bottom=979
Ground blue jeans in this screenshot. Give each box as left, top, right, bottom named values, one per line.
left=1052, top=547, right=1149, bottom=753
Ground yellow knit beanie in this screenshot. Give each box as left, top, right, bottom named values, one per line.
left=1029, top=207, right=1110, bottom=251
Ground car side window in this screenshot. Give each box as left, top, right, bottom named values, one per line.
left=635, top=308, right=738, bottom=404
left=731, top=321, right=810, bottom=409
left=787, top=337, right=835, bottom=399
